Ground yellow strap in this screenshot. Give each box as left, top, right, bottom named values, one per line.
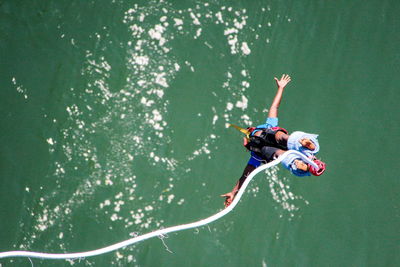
left=229, top=123, right=251, bottom=138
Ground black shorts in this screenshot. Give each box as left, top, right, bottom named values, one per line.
left=257, top=128, right=288, bottom=150
left=260, top=146, right=280, bottom=163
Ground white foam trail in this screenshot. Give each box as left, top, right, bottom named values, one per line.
left=0, top=151, right=317, bottom=260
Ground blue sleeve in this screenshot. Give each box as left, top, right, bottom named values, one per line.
left=256, top=117, right=278, bottom=129
left=266, top=117, right=278, bottom=127
left=247, top=152, right=263, bottom=167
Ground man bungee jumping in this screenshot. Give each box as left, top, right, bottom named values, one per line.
left=221, top=74, right=326, bottom=207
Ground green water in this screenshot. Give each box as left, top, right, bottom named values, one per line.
left=1, top=0, right=399, bottom=266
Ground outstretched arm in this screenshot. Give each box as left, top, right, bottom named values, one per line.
left=221, top=164, right=256, bottom=207
left=268, top=74, right=291, bottom=118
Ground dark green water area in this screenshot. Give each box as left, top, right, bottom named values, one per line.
left=1, top=0, right=399, bottom=266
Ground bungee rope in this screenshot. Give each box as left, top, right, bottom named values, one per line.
left=0, top=150, right=317, bottom=260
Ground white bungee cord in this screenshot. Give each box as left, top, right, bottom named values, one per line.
left=0, top=150, right=317, bottom=260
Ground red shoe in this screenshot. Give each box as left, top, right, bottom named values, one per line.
left=309, top=159, right=326, bottom=176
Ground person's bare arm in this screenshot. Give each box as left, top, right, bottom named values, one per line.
left=221, top=164, right=256, bottom=207
left=268, top=74, right=291, bottom=118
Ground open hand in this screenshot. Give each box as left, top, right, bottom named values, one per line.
left=221, top=192, right=236, bottom=208
left=274, top=74, right=291, bottom=88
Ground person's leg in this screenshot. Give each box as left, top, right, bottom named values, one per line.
left=274, top=131, right=289, bottom=147
left=276, top=131, right=316, bottom=150
left=257, top=129, right=288, bottom=149
left=261, top=147, right=309, bottom=171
